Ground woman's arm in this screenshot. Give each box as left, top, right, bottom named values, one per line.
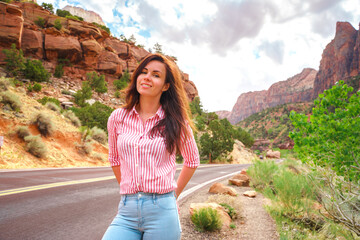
left=175, top=165, right=197, bottom=199
left=112, top=166, right=121, bottom=184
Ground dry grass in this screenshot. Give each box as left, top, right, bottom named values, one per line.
left=0, top=83, right=109, bottom=169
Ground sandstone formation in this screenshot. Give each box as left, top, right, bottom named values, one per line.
left=189, top=202, right=231, bottom=228
left=228, top=173, right=250, bottom=187
left=63, top=5, right=105, bottom=26
left=243, top=190, right=257, bottom=198
left=228, top=139, right=258, bottom=164
left=223, top=68, right=317, bottom=124
left=0, top=2, right=199, bottom=101
left=223, top=21, right=360, bottom=125
left=265, top=149, right=281, bottom=159
left=313, top=22, right=360, bottom=97
left=209, top=183, right=237, bottom=196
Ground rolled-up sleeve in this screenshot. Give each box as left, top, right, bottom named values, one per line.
left=180, top=124, right=200, bottom=168
left=107, top=109, right=121, bottom=166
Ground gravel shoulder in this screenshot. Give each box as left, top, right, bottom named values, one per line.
left=179, top=177, right=279, bottom=240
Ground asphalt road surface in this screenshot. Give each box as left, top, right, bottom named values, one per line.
left=0, top=163, right=250, bottom=240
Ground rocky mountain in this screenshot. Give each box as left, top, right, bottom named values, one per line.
left=222, top=21, right=360, bottom=125
left=0, top=2, right=198, bottom=101
left=313, top=22, right=360, bottom=97
left=63, top=5, right=105, bottom=26
left=223, top=68, right=317, bottom=124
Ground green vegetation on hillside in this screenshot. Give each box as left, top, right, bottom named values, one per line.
left=239, top=102, right=313, bottom=147
left=190, top=97, right=254, bottom=163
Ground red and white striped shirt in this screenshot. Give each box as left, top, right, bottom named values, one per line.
left=107, top=105, right=200, bottom=194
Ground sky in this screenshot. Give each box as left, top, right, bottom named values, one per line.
left=38, top=0, right=360, bottom=112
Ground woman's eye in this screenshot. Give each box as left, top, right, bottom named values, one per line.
left=154, top=74, right=160, bottom=78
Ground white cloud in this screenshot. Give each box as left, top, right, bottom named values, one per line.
left=36, top=0, right=360, bottom=112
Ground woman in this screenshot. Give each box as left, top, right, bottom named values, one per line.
left=102, top=53, right=199, bottom=240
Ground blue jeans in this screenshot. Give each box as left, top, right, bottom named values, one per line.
left=102, top=191, right=181, bottom=240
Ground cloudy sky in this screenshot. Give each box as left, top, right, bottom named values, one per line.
left=38, top=0, right=360, bottom=112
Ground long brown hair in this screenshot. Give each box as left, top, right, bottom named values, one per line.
left=123, top=53, right=194, bottom=154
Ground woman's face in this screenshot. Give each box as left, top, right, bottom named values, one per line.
left=136, top=60, right=169, bottom=101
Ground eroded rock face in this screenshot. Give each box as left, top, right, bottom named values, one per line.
left=0, top=2, right=24, bottom=50
left=313, top=22, right=360, bottom=97
left=63, top=5, right=105, bottom=26
left=225, top=68, right=317, bottom=124
left=266, top=149, right=281, bottom=159
left=0, top=2, right=199, bottom=101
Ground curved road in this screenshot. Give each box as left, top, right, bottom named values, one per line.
left=0, top=164, right=250, bottom=240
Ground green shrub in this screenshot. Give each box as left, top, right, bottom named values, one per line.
left=34, top=17, right=46, bottom=28
left=41, top=2, right=54, bottom=14
left=90, top=126, right=107, bottom=144
left=66, top=15, right=83, bottom=21
left=219, top=203, right=237, bottom=219
left=247, top=160, right=279, bottom=191
left=1, top=91, right=21, bottom=111
left=114, top=90, right=121, bottom=98
left=63, top=110, right=81, bottom=127
left=191, top=207, right=222, bottom=232
left=75, top=142, right=92, bottom=155
left=0, top=77, right=10, bottom=91
left=0, top=0, right=12, bottom=3
left=16, top=126, right=31, bottom=140
left=70, top=101, right=113, bottom=132
left=61, top=89, right=72, bottom=95
left=32, top=83, right=42, bottom=92
left=27, top=83, right=33, bottom=92
left=54, top=64, right=64, bottom=78
left=33, top=113, right=54, bottom=137
left=54, top=19, right=62, bottom=30
left=74, top=81, right=92, bottom=107
left=264, top=169, right=315, bottom=215
left=24, top=135, right=47, bottom=158
left=92, top=22, right=110, bottom=34
left=45, top=102, right=61, bottom=113
left=37, top=96, right=61, bottom=106
left=56, top=9, right=71, bottom=18
left=113, top=70, right=130, bottom=90
left=87, top=71, right=107, bottom=93
left=24, top=59, right=50, bottom=82
left=2, top=43, right=25, bottom=76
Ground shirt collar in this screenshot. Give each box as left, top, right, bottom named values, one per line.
left=130, top=105, right=165, bottom=120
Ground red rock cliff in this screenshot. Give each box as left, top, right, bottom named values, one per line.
left=0, top=2, right=198, bottom=101
left=313, top=22, right=360, bottom=97
left=224, top=68, right=317, bottom=124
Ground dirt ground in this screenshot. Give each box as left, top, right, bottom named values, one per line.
left=179, top=178, right=279, bottom=240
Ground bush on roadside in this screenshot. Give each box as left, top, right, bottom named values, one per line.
left=33, top=112, right=54, bottom=137
left=90, top=126, right=107, bottom=144
left=0, top=91, right=22, bottom=111
left=16, top=126, right=31, bottom=140
left=247, top=160, right=279, bottom=191
left=24, top=135, right=47, bottom=158
left=45, top=102, right=61, bottom=113
left=191, top=207, right=222, bottom=232
left=219, top=203, right=237, bottom=220
left=63, top=110, right=81, bottom=127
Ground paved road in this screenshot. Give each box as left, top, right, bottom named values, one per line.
left=0, top=164, right=250, bottom=240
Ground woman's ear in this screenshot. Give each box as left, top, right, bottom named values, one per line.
left=162, top=83, right=170, bottom=92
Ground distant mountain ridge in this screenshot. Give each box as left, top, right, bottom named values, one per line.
left=63, top=5, right=105, bottom=26
left=218, top=68, right=317, bottom=124
left=219, top=21, right=360, bottom=125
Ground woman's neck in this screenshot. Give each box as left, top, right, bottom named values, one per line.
left=136, top=97, right=161, bottom=123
